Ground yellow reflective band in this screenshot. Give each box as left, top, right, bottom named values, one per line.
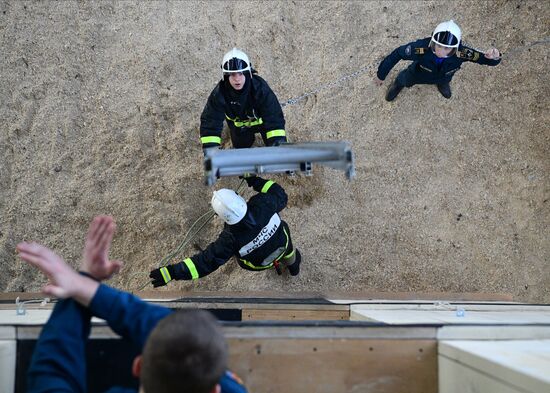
left=225, top=115, right=264, bottom=128
left=235, top=118, right=263, bottom=127
left=266, top=129, right=286, bottom=139
left=183, top=258, right=199, bottom=280
left=239, top=258, right=273, bottom=270
left=201, top=136, right=221, bottom=145
left=261, top=180, right=275, bottom=193
left=159, top=267, right=172, bottom=283
left=282, top=249, right=296, bottom=260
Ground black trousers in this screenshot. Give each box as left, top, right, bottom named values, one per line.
left=230, top=126, right=265, bottom=148
left=229, top=126, right=285, bottom=148
left=396, top=68, right=451, bottom=88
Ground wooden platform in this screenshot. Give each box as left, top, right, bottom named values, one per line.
left=0, top=290, right=515, bottom=323
left=3, top=290, right=550, bottom=393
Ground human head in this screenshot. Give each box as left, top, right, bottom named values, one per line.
left=430, top=20, right=461, bottom=58
left=140, top=310, right=227, bottom=393
left=228, top=72, right=246, bottom=90
left=211, top=188, right=247, bottom=225
left=221, top=48, right=252, bottom=82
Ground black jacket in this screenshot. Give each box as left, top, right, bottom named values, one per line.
left=377, top=37, right=501, bottom=84
left=171, top=177, right=290, bottom=280
left=200, top=75, right=286, bottom=148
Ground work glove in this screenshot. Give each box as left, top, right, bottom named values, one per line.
left=149, top=265, right=176, bottom=288
left=239, top=173, right=258, bottom=185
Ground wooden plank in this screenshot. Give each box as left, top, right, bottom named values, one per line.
left=241, top=308, right=348, bottom=321
left=223, top=326, right=437, bottom=340
left=440, top=340, right=550, bottom=393
left=157, top=302, right=349, bottom=311
left=228, top=338, right=437, bottom=393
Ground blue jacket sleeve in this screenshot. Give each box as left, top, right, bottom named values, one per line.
left=88, top=284, right=172, bottom=350
left=27, top=299, right=91, bottom=393
left=457, top=45, right=501, bottom=66
left=220, top=370, right=249, bottom=393
left=377, top=38, right=429, bottom=80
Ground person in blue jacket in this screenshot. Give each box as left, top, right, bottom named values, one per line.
left=374, top=20, right=501, bottom=101
left=17, top=216, right=247, bottom=393
left=149, top=176, right=301, bottom=287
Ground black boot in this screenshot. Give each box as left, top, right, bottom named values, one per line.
left=385, top=79, right=404, bottom=102
left=286, top=249, right=301, bottom=276
left=437, top=82, right=452, bottom=99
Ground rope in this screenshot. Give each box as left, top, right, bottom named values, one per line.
left=280, top=63, right=374, bottom=108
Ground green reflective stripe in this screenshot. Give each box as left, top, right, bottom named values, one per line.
left=235, top=118, right=263, bottom=127
left=282, top=227, right=290, bottom=253
left=261, top=180, right=275, bottom=193
left=282, top=249, right=296, bottom=260
left=266, top=129, right=286, bottom=139
left=239, top=258, right=273, bottom=270
left=225, top=115, right=263, bottom=128
left=201, top=136, right=221, bottom=145
left=159, top=267, right=171, bottom=283
left=183, top=258, right=199, bottom=280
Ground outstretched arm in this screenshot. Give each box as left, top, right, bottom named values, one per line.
left=150, top=230, right=235, bottom=287
left=17, top=242, right=98, bottom=393
left=458, top=45, right=501, bottom=65
left=376, top=39, right=427, bottom=82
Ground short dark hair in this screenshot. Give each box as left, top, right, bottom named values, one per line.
left=141, top=309, right=228, bottom=393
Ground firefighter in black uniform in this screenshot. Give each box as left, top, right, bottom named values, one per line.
left=149, top=176, right=301, bottom=287
left=200, top=48, right=287, bottom=152
left=374, top=20, right=501, bottom=101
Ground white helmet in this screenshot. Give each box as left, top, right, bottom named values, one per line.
left=430, top=20, right=461, bottom=56
left=211, top=189, right=247, bottom=225
left=221, top=48, right=252, bottom=80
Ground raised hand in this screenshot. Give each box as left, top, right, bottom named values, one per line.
left=17, top=242, right=81, bottom=298
left=17, top=242, right=99, bottom=306
left=81, top=215, right=122, bottom=281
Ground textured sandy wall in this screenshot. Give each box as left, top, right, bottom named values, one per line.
left=0, top=1, right=548, bottom=301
